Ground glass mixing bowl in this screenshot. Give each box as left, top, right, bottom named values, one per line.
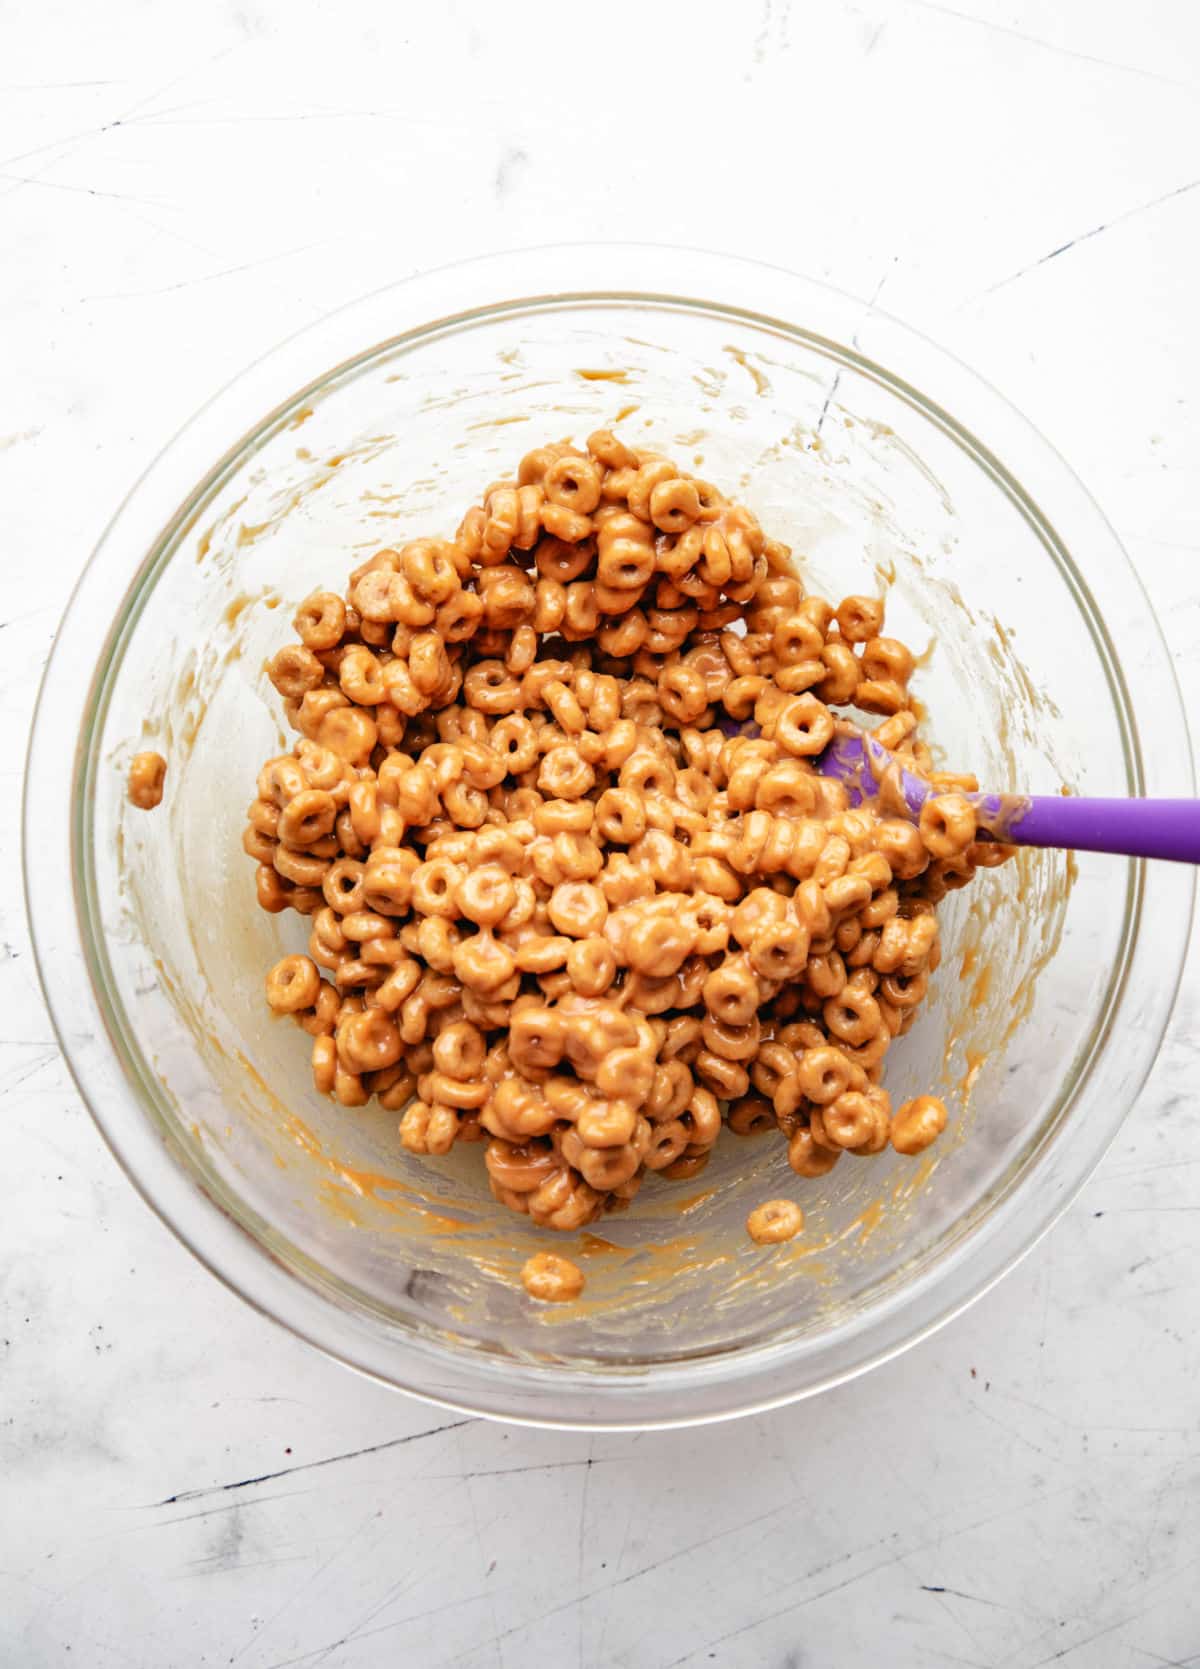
left=25, top=246, right=1193, bottom=1427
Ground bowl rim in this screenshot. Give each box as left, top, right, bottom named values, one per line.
left=23, top=242, right=1195, bottom=1428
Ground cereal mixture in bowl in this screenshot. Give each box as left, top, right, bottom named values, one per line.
left=30, top=250, right=1188, bottom=1421
left=244, top=429, right=1014, bottom=1255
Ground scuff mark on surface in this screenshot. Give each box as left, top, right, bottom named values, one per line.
left=151, top=1418, right=475, bottom=1506
left=975, top=174, right=1200, bottom=300
left=493, top=144, right=528, bottom=199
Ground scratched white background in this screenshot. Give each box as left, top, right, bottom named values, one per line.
left=4, top=2, right=1200, bottom=1665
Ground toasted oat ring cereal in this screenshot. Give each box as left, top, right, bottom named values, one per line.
left=245, top=431, right=1010, bottom=1257
left=746, top=1198, right=805, bottom=1245
left=521, top=1251, right=585, bottom=1302
left=128, top=751, right=167, bottom=810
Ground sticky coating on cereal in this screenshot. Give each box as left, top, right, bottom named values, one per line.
left=128, top=751, right=167, bottom=810
left=246, top=431, right=1007, bottom=1236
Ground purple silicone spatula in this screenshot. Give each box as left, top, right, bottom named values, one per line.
left=819, top=733, right=1200, bottom=865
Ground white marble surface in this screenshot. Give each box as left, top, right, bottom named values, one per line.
left=4, top=3, right=1200, bottom=1664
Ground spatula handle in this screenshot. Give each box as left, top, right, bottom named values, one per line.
left=822, top=734, right=1200, bottom=865
left=983, top=794, right=1200, bottom=864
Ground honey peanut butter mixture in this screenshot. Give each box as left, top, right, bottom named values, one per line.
left=233, top=430, right=1013, bottom=1281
